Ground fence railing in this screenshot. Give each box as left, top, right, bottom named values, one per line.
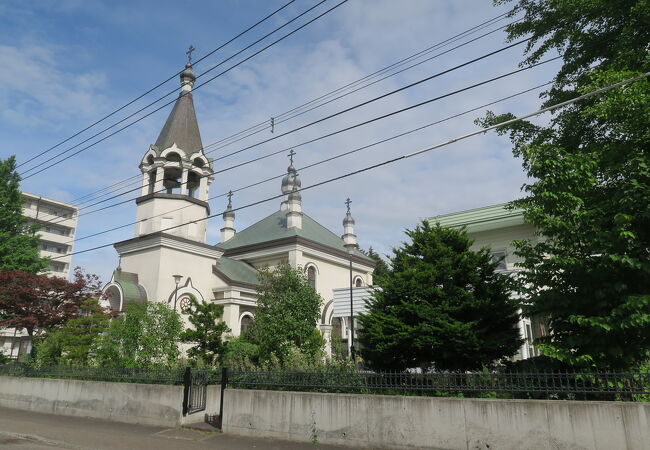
left=2, top=363, right=648, bottom=400
left=226, top=369, right=650, bottom=400
left=0, top=363, right=186, bottom=385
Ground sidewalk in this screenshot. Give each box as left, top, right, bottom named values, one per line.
left=0, top=407, right=346, bottom=449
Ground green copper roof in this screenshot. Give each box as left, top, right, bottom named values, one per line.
left=429, top=202, right=526, bottom=233
left=214, top=257, right=260, bottom=286
left=113, top=270, right=147, bottom=303
left=216, top=210, right=372, bottom=262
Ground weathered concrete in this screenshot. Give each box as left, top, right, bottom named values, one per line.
left=222, top=389, right=650, bottom=449
left=0, top=376, right=221, bottom=427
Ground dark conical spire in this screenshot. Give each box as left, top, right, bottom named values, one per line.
left=153, top=57, right=202, bottom=154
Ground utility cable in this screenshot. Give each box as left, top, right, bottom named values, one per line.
left=20, top=0, right=344, bottom=178
left=17, top=0, right=297, bottom=169
left=51, top=71, right=650, bottom=260
left=44, top=52, right=553, bottom=228
left=66, top=81, right=551, bottom=245
left=46, top=50, right=549, bottom=227
left=68, top=12, right=513, bottom=206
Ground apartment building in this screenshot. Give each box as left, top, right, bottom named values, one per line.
left=0, top=193, right=78, bottom=360
left=22, top=192, right=78, bottom=278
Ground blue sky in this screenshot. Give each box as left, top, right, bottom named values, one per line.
left=0, top=0, right=561, bottom=283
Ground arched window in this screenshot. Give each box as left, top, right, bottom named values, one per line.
left=354, top=277, right=363, bottom=287
left=166, top=152, right=181, bottom=162
left=193, top=158, right=204, bottom=168
left=146, top=155, right=154, bottom=165
left=307, top=265, right=317, bottom=289
left=240, top=314, right=253, bottom=334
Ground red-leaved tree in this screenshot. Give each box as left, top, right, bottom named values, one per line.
left=0, top=268, right=103, bottom=339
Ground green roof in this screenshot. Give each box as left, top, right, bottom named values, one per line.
left=113, top=270, right=147, bottom=303
left=429, top=203, right=526, bottom=233
left=216, top=210, right=372, bottom=262
left=214, top=257, right=259, bottom=286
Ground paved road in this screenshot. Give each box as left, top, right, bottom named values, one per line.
left=0, top=407, right=347, bottom=449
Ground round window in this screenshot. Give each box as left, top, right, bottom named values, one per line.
left=179, top=296, right=192, bottom=312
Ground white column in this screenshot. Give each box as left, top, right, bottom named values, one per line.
left=180, top=167, right=188, bottom=196
left=154, top=167, right=164, bottom=193
left=199, top=176, right=208, bottom=201
left=140, top=173, right=149, bottom=196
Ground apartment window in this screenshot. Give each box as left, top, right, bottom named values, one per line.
left=43, top=226, right=68, bottom=236
left=491, top=251, right=507, bottom=270
left=42, top=243, right=66, bottom=254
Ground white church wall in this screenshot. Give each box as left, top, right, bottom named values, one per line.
left=467, top=223, right=538, bottom=271
left=135, top=198, right=208, bottom=242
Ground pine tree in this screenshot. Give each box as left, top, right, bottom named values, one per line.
left=359, top=221, right=522, bottom=371
left=180, top=296, right=230, bottom=366
left=0, top=156, right=46, bottom=273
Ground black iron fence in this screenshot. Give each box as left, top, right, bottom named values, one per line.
left=2, top=363, right=648, bottom=401
left=0, top=363, right=185, bottom=385
left=226, top=369, right=650, bottom=400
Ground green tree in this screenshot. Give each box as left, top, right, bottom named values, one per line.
left=247, top=263, right=324, bottom=366
left=34, top=298, right=110, bottom=366
left=478, top=0, right=650, bottom=369
left=365, top=247, right=390, bottom=281
left=180, top=296, right=230, bottom=366
left=359, top=221, right=522, bottom=371
left=0, top=156, right=46, bottom=273
left=93, top=302, right=182, bottom=368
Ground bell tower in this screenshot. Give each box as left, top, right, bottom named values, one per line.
left=135, top=55, right=214, bottom=243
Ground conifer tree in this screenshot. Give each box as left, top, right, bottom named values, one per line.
left=359, top=221, right=522, bottom=371
left=180, top=296, right=230, bottom=366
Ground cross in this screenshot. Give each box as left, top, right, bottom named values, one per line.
left=227, top=190, right=233, bottom=208
left=186, top=45, right=196, bottom=64
left=345, top=197, right=352, bottom=213
left=288, top=149, right=296, bottom=165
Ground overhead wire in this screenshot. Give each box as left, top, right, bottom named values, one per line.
left=17, top=0, right=297, bottom=169
left=69, top=12, right=514, bottom=206
left=19, top=0, right=344, bottom=178
left=51, top=72, right=650, bottom=261
left=66, top=81, right=552, bottom=245
left=42, top=43, right=547, bottom=227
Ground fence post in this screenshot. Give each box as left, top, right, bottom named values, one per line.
left=218, top=367, right=228, bottom=429
left=182, top=366, right=191, bottom=416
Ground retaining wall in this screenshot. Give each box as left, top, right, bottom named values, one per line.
left=0, top=376, right=221, bottom=427
left=222, top=389, right=650, bottom=449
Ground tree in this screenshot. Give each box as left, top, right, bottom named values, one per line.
left=359, top=221, right=522, bottom=372
left=247, top=263, right=324, bottom=366
left=34, top=298, right=110, bottom=366
left=180, top=296, right=230, bottom=366
left=93, top=301, right=182, bottom=368
left=0, top=268, right=103, bottom=340
left=0, top=156, right=47, bottom=273
left=478, top=0, right=650, bottom=369
left=365, top=247, right=390, bottom=280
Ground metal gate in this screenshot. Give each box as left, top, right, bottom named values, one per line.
left=182, top=368, right=208, bottom=415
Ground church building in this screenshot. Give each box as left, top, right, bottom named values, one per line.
left=103, top=59, right=375, bottom=351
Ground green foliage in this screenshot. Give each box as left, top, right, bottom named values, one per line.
left=34, top=298, right=110, bottom=366
left=0, top=156, right=46, bottom=273
left=246, top=263, right=324, bottom=367
left=364, top=246, right=390, bottom=281
left=222, top=337, right=260, bottom=370
left=359, top=221, right=522, bottom=371
left=479, top=0, right=650, bottom=369
left=180, top=296, right=230, bottom=366
left=92, top=302, right=182, bottom=368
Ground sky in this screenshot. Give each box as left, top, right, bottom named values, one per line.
left=0, top=0, right=562, bottom=284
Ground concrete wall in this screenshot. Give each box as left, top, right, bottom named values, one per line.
left=0, top=376, right=221, bottom=428
left=222, top=389, right=650, bottom=450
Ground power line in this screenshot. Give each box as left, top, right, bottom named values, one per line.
left=67, top=81, right=552, bottom=245
left=20, top=0, right=344, bottom=178
left=67, top=12, right=513, bottom=206
left=45, top=48, right=548, bottom=226
left=51, top=71, right=650, bottom=260
left=16, top=0, right=297, bottom=170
